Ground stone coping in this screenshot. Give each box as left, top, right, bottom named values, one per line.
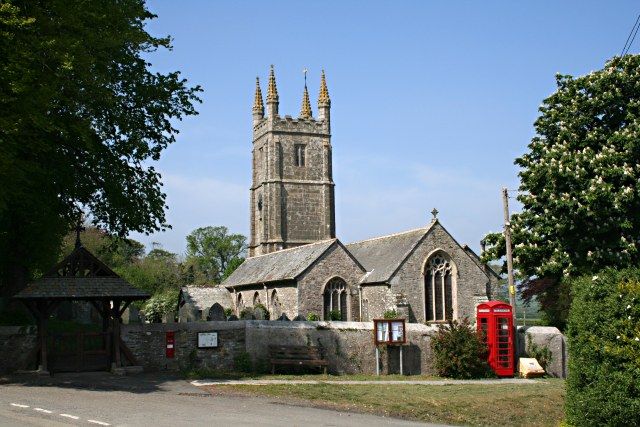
left=191, top=378, right=541, bottom=386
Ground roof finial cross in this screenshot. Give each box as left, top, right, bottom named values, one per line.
left=431, top=208, right=439, bottom=221
left=74, top=220, right=85, bottom=249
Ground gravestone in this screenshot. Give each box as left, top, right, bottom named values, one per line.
left=208, top=303, right=226, bottom=321
left=277, top=313, right=290, bottom=321
left=227, top=314, right=239, bottom=321
left=253, top=307, right=266, bottom=320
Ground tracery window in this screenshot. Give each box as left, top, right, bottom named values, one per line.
left=270, top=289, right=282, bottom=318
left=323, top=278, right=348, bottom=321
left=424, top=252, right=454, bottom=321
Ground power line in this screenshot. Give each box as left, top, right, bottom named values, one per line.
left=621, top=14, right=640, bottom=56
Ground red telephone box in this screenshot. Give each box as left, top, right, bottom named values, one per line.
left=477, top=301, right=514, bottom=377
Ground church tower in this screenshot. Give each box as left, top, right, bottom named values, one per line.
left=249, top=66, right=335, bottom=257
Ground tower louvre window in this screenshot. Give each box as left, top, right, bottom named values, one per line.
left=295, top=144, right=306, bottom=167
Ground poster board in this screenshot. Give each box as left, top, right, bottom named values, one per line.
left=197, top=332, right=218, bottom=348
left=373, top=319, right=406, bottom=345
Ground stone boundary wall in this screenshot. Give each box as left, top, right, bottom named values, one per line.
left=121, top=321, right=439, bottom=375
left=1, top=322, right=569, bottom=378
left=0, top=326, right=37, bottom=374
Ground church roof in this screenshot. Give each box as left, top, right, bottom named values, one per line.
left=179, top=285, right=232, bottom=310
left=346, top=224, right=435, bottom=284
left=222, top=239, right=337, bottom=288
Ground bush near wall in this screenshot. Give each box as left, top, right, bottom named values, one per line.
left=565, top=268, right=640, bottom=426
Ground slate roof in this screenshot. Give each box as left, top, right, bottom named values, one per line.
left=14, top=244, right=149, bottom=301
left=179, top=285, right=232, bottom=310
left=222, top=239, right=337, bottom=288
left=14, top=277, right=150, bottom=300
left=346, top=224, right=434, bottom=284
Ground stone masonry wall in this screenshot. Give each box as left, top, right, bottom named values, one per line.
left=361, top=285, right=396, bottom=321
left=0, top=326, right=37, bottom=374
left=391, top=222, right=489, bottom=323
left=297, top=243, right=365, bottom=321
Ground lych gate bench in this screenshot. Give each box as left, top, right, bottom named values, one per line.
left=268, top=345, right=328, bottom=374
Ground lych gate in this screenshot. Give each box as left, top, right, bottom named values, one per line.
left=13, top=236, right=149, bottom=374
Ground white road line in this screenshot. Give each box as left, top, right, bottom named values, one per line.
left=60, top=414, right=80, bottom=420
left=34, top=408, right=53, bottom=414
left=87, top=420, right=111, bottom=426
left=10, top=403, right=29, bottom=408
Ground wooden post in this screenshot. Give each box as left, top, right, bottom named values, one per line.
left=37, top=301, right=48, bottom=374
left=111, top=299, right=122, bottom=369
left=502, top=187, right=517, bottom=323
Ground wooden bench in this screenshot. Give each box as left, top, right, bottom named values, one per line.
left=268, top=345, right=328, bottom=374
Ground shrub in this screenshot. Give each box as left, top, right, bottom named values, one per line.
left=383, top=309, right=398, bottom=319
left=328, top=310, right=342, bottom=321
left=306, top=313, right=320, bottom=321
left=142, top=291, right=177, bottom=323
left=223, top=308, right=233, bottom=318
left=430, top=318, right=493, bottom=379
left=239, top=307, right=254, bottom=320
left=565, top=268, right=640, bottom=426
left=254, top=303, right=269, bottom=320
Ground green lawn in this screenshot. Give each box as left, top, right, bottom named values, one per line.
left=211, top=379, right=565, bottom=426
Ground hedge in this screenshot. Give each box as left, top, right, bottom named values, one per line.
left=565, top=268, right=640, bottom=426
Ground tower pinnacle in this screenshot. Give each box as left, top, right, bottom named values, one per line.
left=266, top=65, right=279, bottom=103
left=300, top=68, right=312, bottom=119
left=318, top=69, right=330, bottom=106
left=253, top=77, right=264, bottom=117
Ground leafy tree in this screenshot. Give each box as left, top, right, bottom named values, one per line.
left=482, top=55, right=640, bottom=328
left=0, top=0, right=201, bottom=299
left=186, top=226, right=246, bottom=283
left=60, top=226, right=145, bottom=269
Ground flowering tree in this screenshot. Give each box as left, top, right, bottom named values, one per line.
left=482, top=54, right=640, bottom=328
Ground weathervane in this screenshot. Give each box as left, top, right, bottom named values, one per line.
left=303, top=68, right=308, bottom=87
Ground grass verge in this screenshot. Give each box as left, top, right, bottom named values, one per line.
left=209, top=379, right=565, bottom=426
left=185, top=369, right=438, bottom=381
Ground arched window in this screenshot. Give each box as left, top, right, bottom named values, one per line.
left=253, top=291, right=261, bottom=306
left=270, top=289, right=281, bottom=318
left=424, top=252, right=454, bottom=322
left=323, top=278, right=348, bottom=321
left=236, top=293, right=244, bottom=314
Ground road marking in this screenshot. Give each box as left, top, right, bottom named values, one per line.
left=10, top=403, right=29, bottom=408
left=60, top=414, right=80, bottom=420
left=34, top=408, right=53, bottom=414
left=88, top=420, right=110, bottom=426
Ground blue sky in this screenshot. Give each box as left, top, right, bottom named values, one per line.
left=131, top=1, right=639, bottom=255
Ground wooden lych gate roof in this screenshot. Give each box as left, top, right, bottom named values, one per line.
left=14, top=244, right=149, bottom=301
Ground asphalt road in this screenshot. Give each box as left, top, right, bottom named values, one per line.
left=0, top=372, right=430, bottom=426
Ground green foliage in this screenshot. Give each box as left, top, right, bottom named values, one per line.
left=482, top=55, right=640, bottom=328
left=253, top=303, right=269, bottom=320
left=306, top=313, right=320, bottom=321
left=383, top=309, right=399, bottom=319
left=142, top=291, right=177, bottom=323
left=430, top=318, right=493, bottom=379
left=239, top=308, right=254, bottom=320
left=0, top=0, right=201, bottom=297
left=186, top=226, right=247, bottom=283
left=525, top=333, right=552, bottom=371
left=328, top=310, right=342, bottom=321
left=565, top=268, right=640, bottom=426
left=233, top=351, right=253, bottom=373
left=223, top=308, right=233, bottom=318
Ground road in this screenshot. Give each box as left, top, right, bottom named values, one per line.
left=0, top=372, right=430, bottom=426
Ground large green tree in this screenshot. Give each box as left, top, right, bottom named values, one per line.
left=0, top=0, right=201, bottom=299
left=483, top=54, right=640, bottom=329
left=186, top=226, right=246, bottom=284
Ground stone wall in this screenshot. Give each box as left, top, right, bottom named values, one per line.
left=297, top=243, right=365, bottom=321
left=517, top=326, right=568, bottom=378
left=0, top=326, right=37, bottom=374
left=361, top=285, right=395, bottom=321
left=121, top=322, right=246, bottom=372
left=391, top=222, right=489, bottom=323
left=120, top=320, right=437, bottom=375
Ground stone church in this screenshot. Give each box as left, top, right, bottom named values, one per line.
left=221, top=66, right=498, bottom=323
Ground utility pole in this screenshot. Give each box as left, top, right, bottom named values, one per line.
left=502, top=187, right=517, bottom=325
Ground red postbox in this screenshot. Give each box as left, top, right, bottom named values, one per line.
left=476, top=301, right=514, bottom=377
left=166, top=331, right=175, bottom=358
